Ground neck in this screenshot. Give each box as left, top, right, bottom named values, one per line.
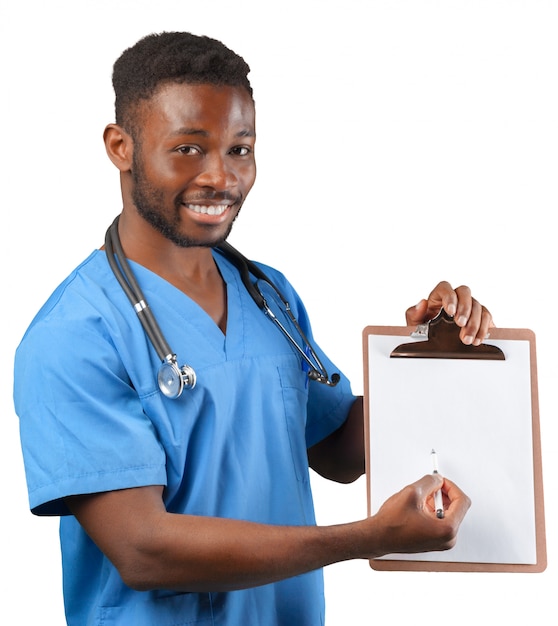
left=113, top=210, right=228, bottom=333
left=117, top=210, right=217, bottom=279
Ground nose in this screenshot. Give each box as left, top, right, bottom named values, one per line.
left=195, top=154, right=237, bottom=190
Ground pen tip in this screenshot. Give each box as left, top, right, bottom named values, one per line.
left=431, top=448, right=436, bottom=454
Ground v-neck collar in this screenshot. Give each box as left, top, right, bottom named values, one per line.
left=110, top=250, right=249, bottom=361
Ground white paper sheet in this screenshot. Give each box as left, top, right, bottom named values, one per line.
left=367, top=336, right=537, bottom=564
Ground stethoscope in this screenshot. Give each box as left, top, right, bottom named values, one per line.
left=104, top=217, right=340, bottom=398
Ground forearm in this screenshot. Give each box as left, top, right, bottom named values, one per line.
left=109, top=487, right=463, bottom=593
left=138, top=512, right=368, bottom=592
left=67, top=486, right=368, bottom=593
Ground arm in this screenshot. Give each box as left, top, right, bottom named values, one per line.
left=65, top=474, right=469, bottom=593
left=308, top=396, right=365, bottom=483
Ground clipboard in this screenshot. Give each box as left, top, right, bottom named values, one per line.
left=363, top=311, right=546, bottom=572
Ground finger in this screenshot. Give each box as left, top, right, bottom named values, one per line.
left=449, top=284, right=472, bottom=326
left=441, top=477, right=472, bottom=524
left=427, top=281, right=456, bottom=319
left=405, top=282, right=455, bottom=326
left=458, top=299, right=495, bottom=346
left=434, top=281, right=458, bottom=318
left=458, top=297, right=482, bottom=345
left=477, top=305, right=495, bottom=340
left=413, top=473, right=444, bottom=504
left=419, top=474, right=445, bottom=516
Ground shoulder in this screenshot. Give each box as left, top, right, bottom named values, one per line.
left=21, top=250, right=116, bottom=332
left=15, top=250, right=126, bottom=371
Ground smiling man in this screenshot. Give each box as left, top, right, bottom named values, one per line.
left=14, top=32, right=490, bottom=625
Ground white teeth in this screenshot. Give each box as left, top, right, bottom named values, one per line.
left=186, top=204, right=228, bottom=216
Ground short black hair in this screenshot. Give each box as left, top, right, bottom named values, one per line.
left=113, top=31, right=253, bottom=134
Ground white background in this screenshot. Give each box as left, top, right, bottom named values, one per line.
left=1, top=1, right=556, bottom=624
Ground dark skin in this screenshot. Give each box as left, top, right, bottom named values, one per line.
left=66, top=82, right=492, bottom=593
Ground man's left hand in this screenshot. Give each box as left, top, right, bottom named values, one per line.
left=405, top=281, right=494, bottom=346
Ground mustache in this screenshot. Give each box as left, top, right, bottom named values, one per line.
left=179, top=191, right=240, bottom=204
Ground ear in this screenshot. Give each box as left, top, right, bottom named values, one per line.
left=103, top=124, right=134, bottom=172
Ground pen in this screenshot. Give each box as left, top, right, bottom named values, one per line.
left=431, top=449, right=444, bottom=519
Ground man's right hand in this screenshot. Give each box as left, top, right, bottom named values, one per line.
left=363, top=474, right=471, bottom=558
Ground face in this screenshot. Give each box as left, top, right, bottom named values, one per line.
left=129, top=82, right=256, bottom=248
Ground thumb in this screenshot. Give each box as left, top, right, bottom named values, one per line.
left=405, top=299, right=429, bottom=326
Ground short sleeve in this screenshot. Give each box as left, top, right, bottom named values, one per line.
left=14, top=304, right=167, bottom=516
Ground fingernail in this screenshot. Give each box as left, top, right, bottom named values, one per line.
left=457, top=315, right=468, bottom=326
left=446, top=304, right=456, bottom=316
left=463, top=335, right=474, bottom=345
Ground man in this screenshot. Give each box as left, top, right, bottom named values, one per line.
left=14, top=32, right=491, bottom=625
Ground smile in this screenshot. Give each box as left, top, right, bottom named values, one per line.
left=186, top=204, right=230, bottom=216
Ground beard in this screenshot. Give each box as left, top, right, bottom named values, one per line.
left=130, top=152, right=240, bottom=248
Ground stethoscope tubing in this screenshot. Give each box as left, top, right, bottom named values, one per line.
left=105, top=217, right=173, bottom=363
left=104, top=216, right=339, bottom=396
left=215, top=242, right=338, bottom=386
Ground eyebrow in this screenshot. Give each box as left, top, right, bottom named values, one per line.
left=171, top=127, right=255, bottom=138
left=170, top=128, right=208, bottom=138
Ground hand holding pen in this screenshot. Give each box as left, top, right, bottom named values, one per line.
left=365, top=471, right=471, bottom=558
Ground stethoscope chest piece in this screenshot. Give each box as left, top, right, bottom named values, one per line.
left=158, top=358, right=197, bottom=399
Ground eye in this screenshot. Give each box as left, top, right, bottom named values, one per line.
left=230, top=146, right=252, bottom=157
left=176, top=145, right=201, bottom=156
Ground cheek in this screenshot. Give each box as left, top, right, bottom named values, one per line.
left=155, top=160, right=195, bottom=183
left=240, top=163, right=257, bottom=192
left=139, top=150, right=195, bottom=184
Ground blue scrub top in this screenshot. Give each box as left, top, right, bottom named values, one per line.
left=14, top=250, right=355, bottom=626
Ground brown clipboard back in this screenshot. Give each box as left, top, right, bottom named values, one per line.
left=363, top=323, right=546, bottom=573
left=390, top=309, right=505, bottom=361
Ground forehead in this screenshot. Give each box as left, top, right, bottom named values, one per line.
left=137, top=82, right=256, bottom=137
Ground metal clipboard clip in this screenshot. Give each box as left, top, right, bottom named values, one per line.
left=390, top=309, right=505, bottom=360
